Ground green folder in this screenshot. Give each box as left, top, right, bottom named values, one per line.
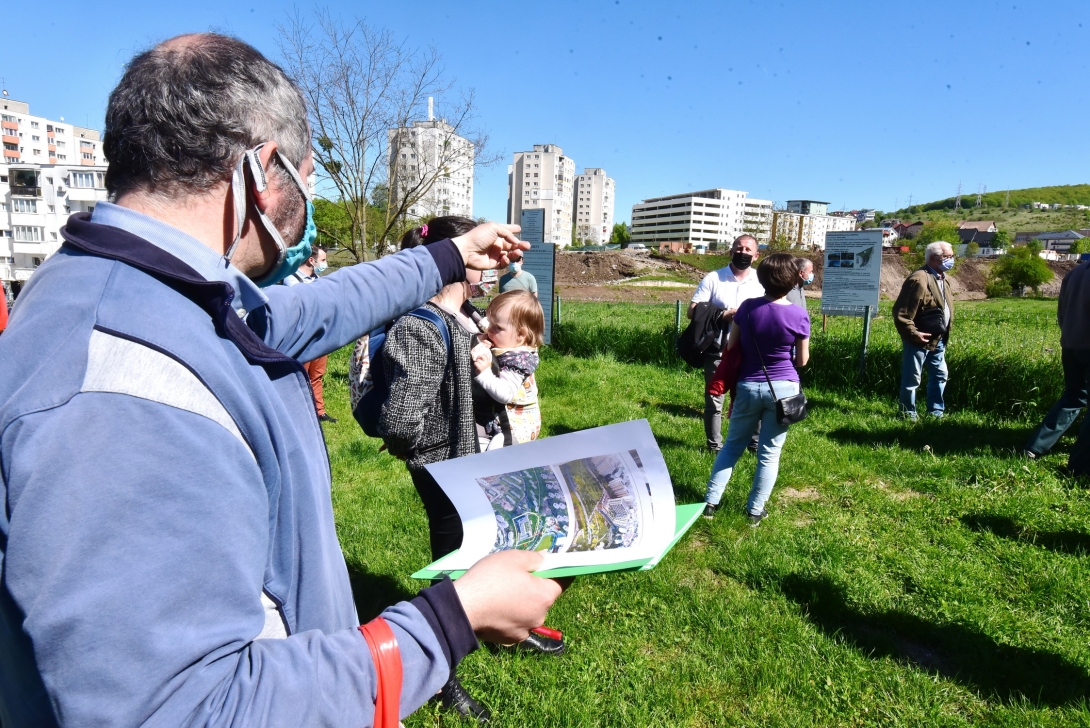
left=411, top=503, right=705, bottom=580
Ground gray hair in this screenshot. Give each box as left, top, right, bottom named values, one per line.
left=103, top=33, right=310, bottom=197
left=925, top=241, right=951, bottom=260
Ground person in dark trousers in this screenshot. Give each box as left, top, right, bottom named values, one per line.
left=381, top=218, right=565, bottom=723
left=688, top=235, right=765, bottom=451
left=1024, top=261, right=1090, bottom=473
left=0, top=34, right=561, bottom=728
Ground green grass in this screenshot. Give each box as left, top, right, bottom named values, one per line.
left=320, top=298, right=1090, bottom=726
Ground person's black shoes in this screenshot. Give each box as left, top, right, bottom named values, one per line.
left=748, top=509, right=768, bottom=527
left=515, top=631, right=567, bottom=655
left=703, top=503, right=718, bottom=519
left=318, top=413, right=338, bottom=423
left=746, top=440, right=759, bottom=453
left=437, top=676, right=490, bottom=723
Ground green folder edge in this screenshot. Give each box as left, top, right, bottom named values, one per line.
left=411, top=503, right=705, bottom=580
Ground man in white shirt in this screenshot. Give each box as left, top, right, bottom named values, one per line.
left=688, top=235, right=765, bottom=451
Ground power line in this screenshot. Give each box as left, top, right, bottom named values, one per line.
left=954, top=182, right=963, bottom=211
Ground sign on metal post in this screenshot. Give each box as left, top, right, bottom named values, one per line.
left=519, top=209, right=556, bottom=344
left=820, top=229, right=884, bottom=375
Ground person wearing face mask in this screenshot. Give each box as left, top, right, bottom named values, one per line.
left=0, top=35, right=564, bottom=728
left=688, top=235, right=766, bottom=452
left=281, top=246, right=336, bottom=422
left=785, top=257, right=815, bottom=309
left=499, top=256, right=538, bottom=298
left=893, top=240, right=956, bottom=420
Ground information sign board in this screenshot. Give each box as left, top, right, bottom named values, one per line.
left=520, top=241, right=556, bottom=345
left=821, top=230, right=884, bottom=316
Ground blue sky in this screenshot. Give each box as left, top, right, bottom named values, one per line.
left=4, top=1, right=1087, bottom=223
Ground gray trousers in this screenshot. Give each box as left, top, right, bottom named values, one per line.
left=703, top=353, right=724, bottom=450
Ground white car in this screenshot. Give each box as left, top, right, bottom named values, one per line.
left=628, top=243, right=647, bottom=251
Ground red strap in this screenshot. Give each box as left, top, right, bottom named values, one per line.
left=359, top=617, right=403, bottom=728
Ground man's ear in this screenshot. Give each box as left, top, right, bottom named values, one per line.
left=251, top=141, right=280, bottom=215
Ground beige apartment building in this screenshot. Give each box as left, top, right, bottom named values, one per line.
left=1, top=96, right=107, bottom=295
left=506, top=144, right=575, bottom=246
left=770, top=209, right=856, bottom=249
left=574, top=168, right=615, bottom=245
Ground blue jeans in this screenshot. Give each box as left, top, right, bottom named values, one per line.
left=704, top=379, right=798, bottom=515
left=900, top=339, right=948, bottom=418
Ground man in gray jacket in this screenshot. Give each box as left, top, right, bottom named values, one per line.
left=0, top=33, right=559, bottom=727
left=1024, top=261, right=1090, bottom=473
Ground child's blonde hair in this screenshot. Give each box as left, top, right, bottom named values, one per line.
left=487, top=291, right=545, bottom=348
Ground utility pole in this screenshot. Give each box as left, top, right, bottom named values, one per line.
left=975, top=183, right=983, bottom=208
left=1005, top=189, right=1011, bottom=209
left=954, top=182, right=963, bottom=211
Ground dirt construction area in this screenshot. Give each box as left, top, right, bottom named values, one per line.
left=555, top=249, right=1075, bottom=303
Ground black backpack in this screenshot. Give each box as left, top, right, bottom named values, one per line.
left=676, top=303, right=722, bottom=368
left=352, top=307, right=451, bottom=438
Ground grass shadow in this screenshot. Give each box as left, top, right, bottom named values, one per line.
left=346, top=560, right=417, bottom=623
left=824, top=420, right=1028, bottom=456
left=764, top=573, right=1090, bottom=706
left=648, top=402, right=703, bottom=419
left=961, top=514, right=1090, bottom=557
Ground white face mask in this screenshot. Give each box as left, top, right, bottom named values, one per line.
left=316, top=261, right=328, bottom=273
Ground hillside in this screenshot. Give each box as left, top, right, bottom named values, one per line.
left=883, top=204, right=1090, bottom=235
left=888, top=184, right=1090, bottom=218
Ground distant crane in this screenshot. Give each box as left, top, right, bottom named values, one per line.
left=954, top=182, right=963, bottom=211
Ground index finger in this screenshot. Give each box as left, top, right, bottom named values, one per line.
left=494, top=224, right=528, bottom=250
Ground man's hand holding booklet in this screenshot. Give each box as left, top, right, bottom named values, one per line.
left=412, top=420, right=703, bottom=580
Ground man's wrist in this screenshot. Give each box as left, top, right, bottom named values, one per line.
left=424, top=239, right=467, bottom=287
left=410, top=577, right=478, bottom=669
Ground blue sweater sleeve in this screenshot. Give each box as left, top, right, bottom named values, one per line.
left=0, top=393, right=466, bottom=726
left=255, top=242, right=465, bottom=362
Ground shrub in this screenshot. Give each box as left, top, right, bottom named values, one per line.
left=992, top=246, right=1052, bottom=294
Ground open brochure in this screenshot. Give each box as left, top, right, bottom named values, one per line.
left=412, top=420, right=703, bottom=580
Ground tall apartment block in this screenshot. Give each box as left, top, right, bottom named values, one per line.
left=388, top=101, right=474, bottom=221
left=574, top=168, right=615, bottom=245
left=1, top=96, right=107, bottom=294
left=630, top=189, right=772, bottom=249
left=506, top=144, right=575, bottom=246
left=771, top=208, right=855, bottom=249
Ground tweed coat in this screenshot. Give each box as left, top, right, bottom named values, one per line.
left=379, top=302, right=479, bottom=472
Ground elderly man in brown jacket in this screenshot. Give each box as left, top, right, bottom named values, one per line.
left=892, top=241, right=955, bottom=419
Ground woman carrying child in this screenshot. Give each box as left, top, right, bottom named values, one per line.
left=472, top=290, right=545, bottom=450
left=702, top=253, right=810, bottom=527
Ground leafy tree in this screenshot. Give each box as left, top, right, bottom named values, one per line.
left=766, top=234, right=795, bottom=252
left=610, top=222, right=631, bottom=245
left=992, top=245, right=1053, bottom=295
left=992, top=229, right=1011, bottom=249
left=1069, top=237, right=1089, bottom=255
left=966, top=241, right=980, bottom=257
left=906, top=220, right=961, bottom=267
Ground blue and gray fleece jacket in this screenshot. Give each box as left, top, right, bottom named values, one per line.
left=0, top=214, right=478, bottom=726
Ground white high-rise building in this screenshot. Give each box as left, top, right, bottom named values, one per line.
left=630, top=188, right=754, bottom=249
left=573, top=168, right=615, bottom=245
left=506, top=144, right=575, bottom=247
left=1, top=96, right=108, bottom=292
left=388, top=101, right=474, bottom=221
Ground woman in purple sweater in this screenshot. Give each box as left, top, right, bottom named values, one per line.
left=702, top=253, right=810, bottom=526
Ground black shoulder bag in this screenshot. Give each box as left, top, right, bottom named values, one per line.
left=748, top=323, right=808, bottom=426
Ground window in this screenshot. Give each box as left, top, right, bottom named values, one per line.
left=81, top=152, right=94, bottom=160
left=32, top=135, right=39, bottom=141
left=48, top=205, right=55, bottom=213
left=46, top=176, right=53, bottom=184
left=33, top=149, right=41, bottom=156
left=11, top=199, right=37, bottom=213
left=57, top=154, right=66, bottom=161
left=1, top=114, right=15, bottom=123
left=50, top=232, right=58, bottom=240
left=72, top=172, right=95, bottom=188
left=33, top=257, right=42, bottom=267
left=31, top=121, right=39, bottom=128
left=55, top=127, right=65, bottom=134
left=14, top=226, right=43, bottom=242
left=55, top=140, right=65, bottom=147
left=46, top=125, right=53, bottom=132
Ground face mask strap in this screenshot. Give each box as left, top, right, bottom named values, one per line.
left=223, top=144, right=312, bottom=268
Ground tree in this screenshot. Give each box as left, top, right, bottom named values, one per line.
left=992, top=245, right=1053, bottom=295
left=610, top=223, right=631, bottom=245
left=992, top=229, right=1011, bottom=249
left=278, top=11, right=497, bottom=261
left=966, top=241, right=980, bottom=257
left=907, top=220, right=962, bottom=267
left=1070, top=237, right=1089, bottom=255
left=766, top=234, right=795, bottom=252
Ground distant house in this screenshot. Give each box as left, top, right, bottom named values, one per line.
left=1033, top=230, right=1085, bottom=252
left=957, top=220, right=997, bottom=233
left=1015, top=231, right=1044, bottom=245
left=900, top=221, right=925, bottom=239
left=875, top=228, right=899, bottom=247
left=957, top=229, right=996, bottom=247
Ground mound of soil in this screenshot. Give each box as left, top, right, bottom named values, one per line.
left=555, top=251, right=703, bottom=285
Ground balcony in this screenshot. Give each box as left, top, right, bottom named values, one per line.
left=9, top=185, right=42, bottom=198
left=14, top=242, right=50, bottom=256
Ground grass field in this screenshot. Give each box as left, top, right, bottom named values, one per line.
left=320, top=298, right=1090, bottom=727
